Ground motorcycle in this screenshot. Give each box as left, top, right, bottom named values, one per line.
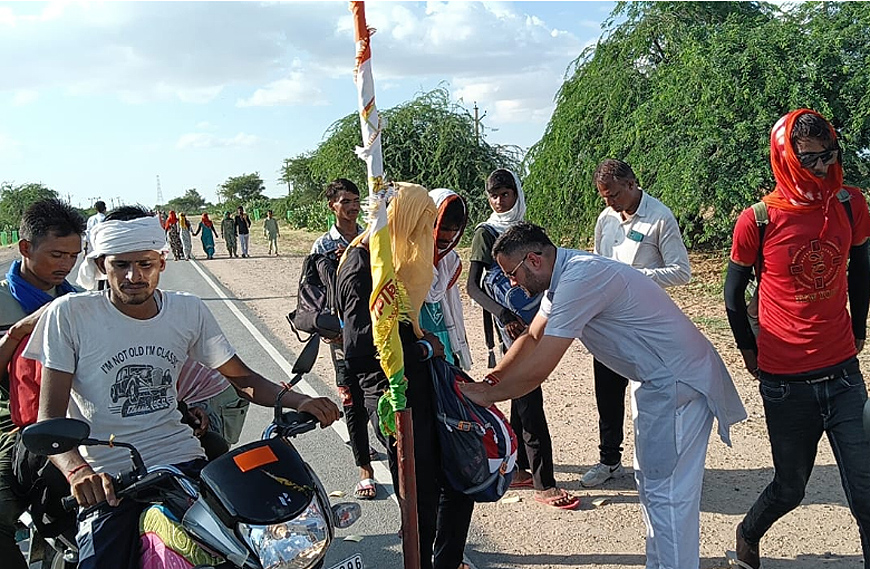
left=22, top=334, right=363, bottom=569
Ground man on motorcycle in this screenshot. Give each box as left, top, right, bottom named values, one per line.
left=1, top=198, right=85, bottom=569
left=24, top=206, right=341, bottom=569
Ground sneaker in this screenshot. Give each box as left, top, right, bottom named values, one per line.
left=580, top=462, right=625, bottom=488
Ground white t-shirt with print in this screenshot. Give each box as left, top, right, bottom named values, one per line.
left=24, top=290, right=236, bottom=475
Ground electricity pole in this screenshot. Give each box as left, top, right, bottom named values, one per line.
left=473, top=101, right=486, bottom=145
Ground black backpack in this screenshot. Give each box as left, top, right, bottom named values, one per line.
left=286, top=252, right=342, bottom=341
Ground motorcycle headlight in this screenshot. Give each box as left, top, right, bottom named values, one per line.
left=238, top=498, right=329, bottom=569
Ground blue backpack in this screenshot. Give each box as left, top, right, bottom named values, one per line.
left=478, top=224, right=543, bottom=351
left=429, top=357, right=518, bottom=503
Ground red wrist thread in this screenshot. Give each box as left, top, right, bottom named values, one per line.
left=66, top=463, right=90, bottom=482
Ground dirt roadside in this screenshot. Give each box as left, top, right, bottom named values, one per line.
left=1, top=231, right=865, bottom=568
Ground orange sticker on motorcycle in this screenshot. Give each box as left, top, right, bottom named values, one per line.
left=233, top=446, right=279, bottom=473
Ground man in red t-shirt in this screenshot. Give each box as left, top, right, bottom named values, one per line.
left=724, top=109, right=870, bottom=569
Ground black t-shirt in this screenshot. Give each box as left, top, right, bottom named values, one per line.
left=335, top=247, right=379, bottom=372
left=469, top=224, right=498, bottom=266
left=234, top=214, right=250, bottom=235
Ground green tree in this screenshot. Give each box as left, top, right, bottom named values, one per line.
left=165, top=188, right=209, bottom=214
left=0, top=182, right=59, bottom=229
left=280, top=88, right=522, bottom=225
left=218, top=173, right=266, bottom=205
left=524, top=1, right=870, bottom=248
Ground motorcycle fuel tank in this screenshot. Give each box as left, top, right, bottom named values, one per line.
left=199, top=437, right=316, bottom=526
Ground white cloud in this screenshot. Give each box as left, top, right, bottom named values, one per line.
left=236, top=60, right=325, bottom=107
left=0, top=2, right=602, bottom=124
left=175, top=132, right=261, bottom=150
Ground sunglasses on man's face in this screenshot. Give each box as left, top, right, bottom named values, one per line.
left=796, top=148, right=838, bottom=169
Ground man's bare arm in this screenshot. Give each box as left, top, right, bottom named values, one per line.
left=460, top=314, right=573, bottom=406
left=38, top=368, right=118, bottom=507
left=216, top=355, right=340, bottom=426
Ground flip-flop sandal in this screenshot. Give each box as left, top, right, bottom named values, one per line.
left=726, top=550, right=761, bottom=569
left=534, top=489, right=580, bottom=510
left=509, top=478, right=534, bottom=489
left=354, top=478, right=377, bottom=500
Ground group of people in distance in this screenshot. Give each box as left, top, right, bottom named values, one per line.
left=163, top=205, right=259, bottom=260
left=0, top=107, right=868, bottom=569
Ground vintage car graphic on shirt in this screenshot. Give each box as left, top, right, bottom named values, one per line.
left=109, top=364, right=173, bottom=417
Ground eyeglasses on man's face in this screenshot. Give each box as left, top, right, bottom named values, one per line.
left=796, top=148, right=838, bottom=169
left=505, top=251, right=542, bottom=279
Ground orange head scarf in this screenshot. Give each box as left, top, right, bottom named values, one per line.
left=164, top=210, right=178, bottom=229
left=765, top=109, right=843, bottom=211
left=201, top=213, right=214, bottom=230
left=764, top=109, right=847, bottom=241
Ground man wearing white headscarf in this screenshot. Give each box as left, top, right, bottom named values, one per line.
left=465, top=170, right=575, bottom=509
left=24, top=206, right=340, bottom=569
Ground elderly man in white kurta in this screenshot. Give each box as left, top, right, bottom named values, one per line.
left=582, top=158, right=691, bottom=488
left=461, top=222, right=746, bottom=569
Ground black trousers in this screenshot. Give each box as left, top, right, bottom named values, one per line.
left=335, top=345, right=386, bottom=467
left=510, top=387, right=556, bottom=490
left=386, top=329, right=474, bottom=569
left=593, top=358, right=630, bottom=466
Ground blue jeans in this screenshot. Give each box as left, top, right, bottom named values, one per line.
left=741, top=358, right=870, bottom=563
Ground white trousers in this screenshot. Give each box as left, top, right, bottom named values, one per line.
left=631, top=381, right=713, bottom=569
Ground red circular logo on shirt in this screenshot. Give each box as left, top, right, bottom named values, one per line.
left=788, top=238, right=844, bottom=291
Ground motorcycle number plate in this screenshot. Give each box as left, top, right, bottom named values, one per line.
left=327, top=553, right=363, bottom=569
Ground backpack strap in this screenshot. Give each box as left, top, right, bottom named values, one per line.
left=482, top=311, right=497, bottom=368
left=477, top=223, right=501, bottom=368
left=750, top=201, right=769, bottom=281
left=837, top=188, right=855, bottom=228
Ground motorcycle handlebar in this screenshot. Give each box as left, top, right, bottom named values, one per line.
left=66, top=469, right=180, bottom=519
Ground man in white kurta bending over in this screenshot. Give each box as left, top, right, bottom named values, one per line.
left=460, top=221, right=746, bottom=569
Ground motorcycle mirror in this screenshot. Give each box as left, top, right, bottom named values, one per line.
left=291, top=334, right=321, bottom=376
left=331, top=502, right=362, bottom=529
left=22, top=418, right=91, bottom=456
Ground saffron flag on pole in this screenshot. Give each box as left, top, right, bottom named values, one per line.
left=350, top=1, right=406, bottom=436
left=351, top=0, right=385, bottom=197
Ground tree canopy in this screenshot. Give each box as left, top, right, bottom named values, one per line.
left=0, top=182, right=59, bottom=230
left=218, top=173, right=266, bottom=205
left=164, top=188, right=209, bottom=214
left=280, top=88, right=522, bottom=224
left=524, top=1, right=870, bottom=248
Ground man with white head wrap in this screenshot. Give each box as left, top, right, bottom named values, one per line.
left=465, top=170, right=575, bottom=509
left=25, top=206, right=340, bottom=569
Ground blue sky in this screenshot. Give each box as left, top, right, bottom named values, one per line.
left=0, top=1, right=615, bottom=209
